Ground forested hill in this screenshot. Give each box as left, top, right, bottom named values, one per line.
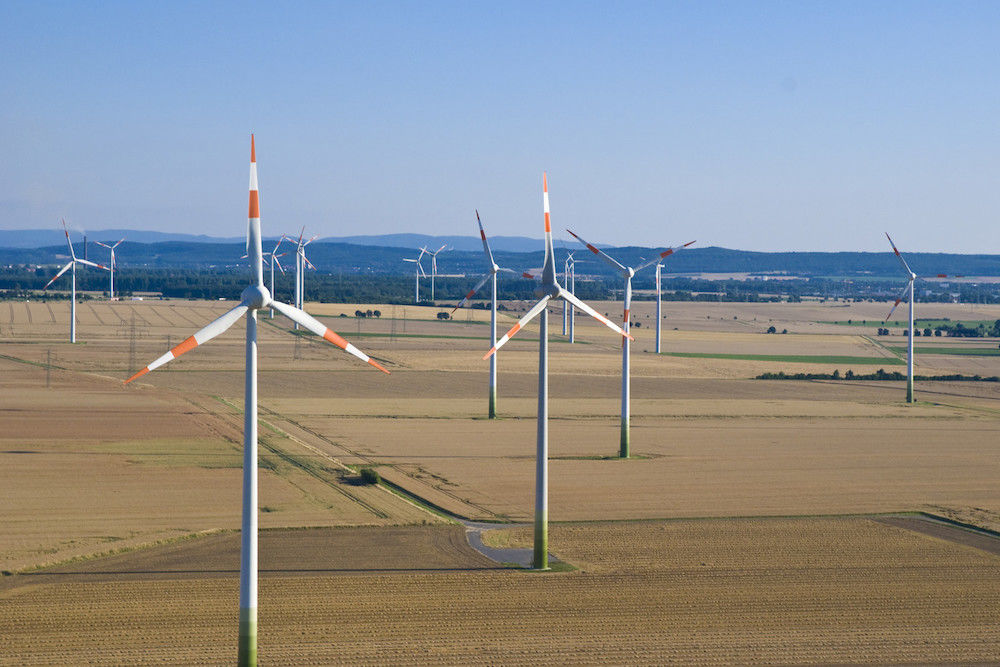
left=1, top=240, right=999, bottom=279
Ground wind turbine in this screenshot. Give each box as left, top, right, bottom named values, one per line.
left=94, top=237, right=125, bottom=300
left=884, top=232, right=916, bottom=403
left=292, top=228, right=317, bottom=330
left=402, top=248, right=428, bottom=303
left=265, top=236, right=287, bottom=319
left=125, top=137, right=387, bottom=667
left=43, top=220, right=109, bottom=343
left=561, top=251, right=580, bottom=337
left=452, top=210, right=518, bottom=419
left=567, top=231, right=694, bottom=458
left=484, top=173, right=631, bottom=569
left=427, top=244, right=447, bottom=302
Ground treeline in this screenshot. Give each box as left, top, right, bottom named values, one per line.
left=3, top=262, right=1000, bottom=306
left=757, top=369, right=1000, bottom=382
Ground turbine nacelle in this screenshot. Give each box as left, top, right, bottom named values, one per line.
left=241, top=284, right=272, bottom=310
left=535, top=282, right=560, bottom=299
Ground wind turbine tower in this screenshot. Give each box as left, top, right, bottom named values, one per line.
left=292, top=229, right=317, bottom=330
left=428, top=244, right=447, bottom=302
left=452, top=210, right=517, bottom=418
left=265, top=236, right=287, bottom=319
left=885, top=233, right=917, bottom=403
left=43, top=220, right=109, bottom=342
left=125, top=137, right=387, bottom=666
left=568, top=231, right=693, bottom=458
left=484, top=174, right=631, bottom=569
left=94, top=237, right=125, bottom=300
left=402, top=247, right=428, bottom=303
left=655, top=262, right=663, bottom=354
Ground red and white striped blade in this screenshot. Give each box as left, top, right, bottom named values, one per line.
left=61, top=219, right=76, bottom=260
left=125, top=303, right=250, bottom=384
left=302, top=254, right=316, bottom=270
left=635, top=240, right=696, bottom=273
left=476, top=210, right=496, bottom=267
left=566, top=228, right=628, bottom=275
left=76, top=258, right=109, bottom=271
left=542, top=173, right=555, bottom=278
left=43, top=262, right=73, bottom=289
left=270, top=300, right=389, bottom=373
left=883, top=282, right=910, bottom=322
left=483, top=295, right=552, bottom=360
left=248, top=135, right=260, bottom=256
left=559, top=288, right=633, bottom=341
left=885, top=232, right=914, bottom=277
left=522, top=268, right=543, bottom=280
left=113, top=237, right=126, bottom=249
left=452, top=271, right=492, bottom=313
left=95, top=241, right=112, bottom=249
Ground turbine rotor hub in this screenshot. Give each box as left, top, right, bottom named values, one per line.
left=241, top=284, right=272, bottom=310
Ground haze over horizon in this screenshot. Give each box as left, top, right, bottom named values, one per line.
left=3, top=1, right=999, bottom=254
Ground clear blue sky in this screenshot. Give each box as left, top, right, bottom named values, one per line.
left=2, top=1, right=999, bottom=252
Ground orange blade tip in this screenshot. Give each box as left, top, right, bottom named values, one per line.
left=368, top=358, right=390, bottom=374
left=124, top=367, right=150, bottom=385
left=483, top=348, right=498, bottom=361
left=251, top=134, right=256, bottom=162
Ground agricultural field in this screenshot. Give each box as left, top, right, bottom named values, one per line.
left=3, top=296, right=1000, bottom=663
left=2, top=518, right=999, bottom=664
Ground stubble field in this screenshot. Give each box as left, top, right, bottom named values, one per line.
left=2, top=296, right=1000, bottom=663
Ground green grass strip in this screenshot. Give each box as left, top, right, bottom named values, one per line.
left=887, top=346, right=1000, bottom=356
left=659, top=352, right=904, bottom=365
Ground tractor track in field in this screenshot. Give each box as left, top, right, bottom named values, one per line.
left=146, top=305, right=175, bottom=327
left=258, top=406, right=504, bottom=522
left=86, top=303, right=106, bottom=325
left=44, top=303, right=56, bottom=323
left=195, top=397, right=392, bottom=520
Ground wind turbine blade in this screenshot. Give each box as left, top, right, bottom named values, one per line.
left=76, top=258, right=109, bottom=271
left=297, top=226, right=305, bottom=245
left=542, top=173, right=555, bottom=280
left=43, top=262, right=74, bottom=289
left=303, top=235, right=318, bottom=247
left=566, top=229, right=629, bottom=275
left=61, top=219, right=76, bottom=260
left=884, top=283, right=911, bottom=322
left=270, top=300, right=389, bottom=373
left=635, top=240, right=696, bottom=273
left=95, top=241, right=112, bottom=249
left=272, top=236, right=284, bottom=254
left=522, top=269, right=542, bottom=280
left=559, top=288, right=634, bottom=340
left=475, top=210, right=496, bottom=266
left=274, top=257, right=286, bottom=274
left=113, top=237, right=126, bottom=249
left=498, top=267, right=519, bottom=275
left=125, top=302, right=250, bottom=384
left=303, top=254, right=316, bottom=270
left=452, top=272, right=493, bottom=313
left=483, top=295, right=552, bottom=360
left=885, top=233, right=914, bottom=277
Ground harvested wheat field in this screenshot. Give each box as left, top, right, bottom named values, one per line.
left=4, top=298, right=1000, bottom=663
left=2, top=518, right=1000, bottom=664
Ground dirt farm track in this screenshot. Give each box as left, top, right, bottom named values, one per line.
left=3, top=298, right=1000, bottom=663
